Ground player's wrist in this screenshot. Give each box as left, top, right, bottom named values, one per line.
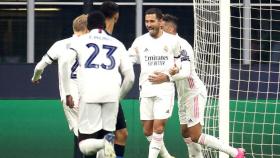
left=32, top=75, right=41, bottom=81
left=161, top=72, right=171, bottom=82
left=166, top=73, right=172, bottom=82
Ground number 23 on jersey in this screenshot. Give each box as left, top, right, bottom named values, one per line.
left=70, top=43, right=117, bottom=79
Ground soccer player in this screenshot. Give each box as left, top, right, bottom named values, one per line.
left=128, top=8, right=180, bottom=158
left=62, top=11, right=134, bottom=158
left=31, top=14, right=89, bottom=158
left=149, top=13, right=245, bottom=158
left=100, top=2, right=129, bottom=158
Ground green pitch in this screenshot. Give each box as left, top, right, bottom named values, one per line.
left=0, top=100, right=278, bottom=158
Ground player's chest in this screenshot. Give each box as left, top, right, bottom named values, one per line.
left=138, top=46, right=174, bottom=67
left=138, top=42, right=172, bottom=57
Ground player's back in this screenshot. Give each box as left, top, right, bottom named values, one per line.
left=45, top=36, right=79, bottom=100
left=72, top=29, right=129, bottom=103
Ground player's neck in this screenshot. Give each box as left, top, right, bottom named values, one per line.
left=105, top=19, right=115, bottom=35
left=153, top=29, right=163, bottom=39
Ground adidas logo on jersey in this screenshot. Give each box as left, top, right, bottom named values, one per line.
left=144, top=48, right=149, bottom=52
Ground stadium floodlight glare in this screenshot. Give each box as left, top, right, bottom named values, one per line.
left=0, top=8, right=60, bottom=11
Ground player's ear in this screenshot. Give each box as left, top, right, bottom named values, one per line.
left=112, top=13, right=119, bottom=24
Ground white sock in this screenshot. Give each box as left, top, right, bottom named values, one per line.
left=184, top=137, right=203, bottom=158
left=148, top=132, right=164, bottom=158
left=198, top=133, right=238, bottom=157
left=146, top=135, right=152, bottom=142
left=146, top=135, right=172, bottom=158
left=159, top=142, right=172, bottom=158
left=79, top=138, right=104, bottom=156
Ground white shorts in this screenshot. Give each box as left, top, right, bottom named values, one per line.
left=61, top=94, right=80, bottom=136
left=60, top=80, right=80, bottom=135
left=62, top=101, right=79, bottom=136
left=178, top=93, right=206, bottom=127
left=78, top=100, right=118, bottom=134
left=140, top=94, right=175, bottom=120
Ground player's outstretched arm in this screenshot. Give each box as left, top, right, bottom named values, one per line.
left=31, top=57, right=51, bottom=84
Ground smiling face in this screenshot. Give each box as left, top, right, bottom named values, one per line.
left=145, top=13, right=162, bottom=38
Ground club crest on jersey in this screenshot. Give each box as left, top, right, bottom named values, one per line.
left=163, top=45, right=168, bottom=53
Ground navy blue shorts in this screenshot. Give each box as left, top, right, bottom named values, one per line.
left=116, top=103, right=126, bottom=130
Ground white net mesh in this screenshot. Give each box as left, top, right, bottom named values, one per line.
left=193, top=0, right=280, bottom=158
left=230, top=1, right=280, bottom=157
left=193, top=1, right=220, bottom=157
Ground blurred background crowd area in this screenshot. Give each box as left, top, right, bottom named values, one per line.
left=0, top=0, right=279, bottom=64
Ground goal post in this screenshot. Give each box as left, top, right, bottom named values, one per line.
left=193, top=1, right=222, bottom=157
left=193, top=0, right=231, bottom=157
left=219, top=0, right=231, bottom=158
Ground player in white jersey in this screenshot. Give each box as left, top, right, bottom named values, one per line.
left=100, top=2, right=129, bottom=158
left=62, top=11, right=134, bottom=158
left=128, top=8, right=180, bottom=158
left=31, top=14, right=90, bottom=158
left=149, top=14, right=245, bottom=158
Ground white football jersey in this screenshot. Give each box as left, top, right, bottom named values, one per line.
left=171, top=34, right=207, bottom=104
left=68, top=29, right=133, bottom=103
left=39, top=35, right=80, bottom=134
left=129, top=31, right=181, bottom=97
left=45, top=35, right=80, bottom=102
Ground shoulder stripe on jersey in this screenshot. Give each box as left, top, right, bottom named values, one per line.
left=174, top=55, right=181, bottom=59
left=46, top=54, right=54, bottom=62
left=69, top=48, right=78, bottom=53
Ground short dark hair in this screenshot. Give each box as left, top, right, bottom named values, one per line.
left=145, top=8, right=163, bottom=20
left=87, top=11, right=106, bottom=30
left=163, top=14, right=178, bottom=26
left=100, top=1, right=119, bottom=18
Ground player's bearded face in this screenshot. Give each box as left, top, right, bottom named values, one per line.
left=145, top=14, right=161, bottom=37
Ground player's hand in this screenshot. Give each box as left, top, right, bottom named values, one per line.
left=169, top=64, right=179, bottom=76
left=31, top=78, right=41, bottom=84
left=148, top=72, right=169, bottom=84
left=66, top=95, right=74, bottom=108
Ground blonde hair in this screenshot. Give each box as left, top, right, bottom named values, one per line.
left=72, top=14, right=88, bottom=33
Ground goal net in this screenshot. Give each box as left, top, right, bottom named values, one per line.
left=193, top=0, right=280, bottom=158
